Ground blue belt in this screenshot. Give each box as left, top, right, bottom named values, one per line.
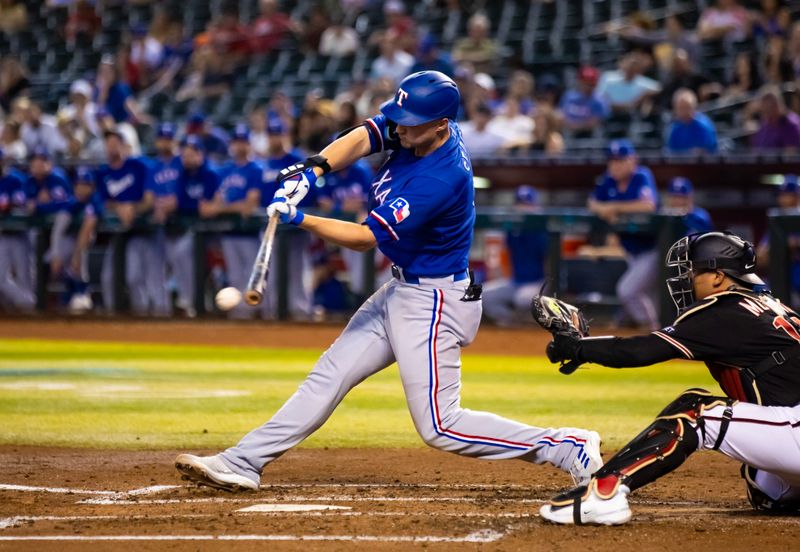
left=391, top=265, right=469, bottom=285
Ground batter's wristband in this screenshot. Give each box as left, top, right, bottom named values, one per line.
left=290, top=209, right=305, bottom=226
left=307, top=154, right=332, bottom=175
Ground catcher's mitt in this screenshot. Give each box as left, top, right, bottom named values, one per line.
left=531, top=295, right=589, bottom=374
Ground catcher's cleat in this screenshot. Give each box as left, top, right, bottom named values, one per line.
left=540, top=480, right=632, bottom=526
left=175, top=454, right=259, bottom=492
left=569, top=431, right=604, bottom=487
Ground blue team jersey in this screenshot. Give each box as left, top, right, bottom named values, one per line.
left=683, top=206, right=713, bottom=235
left=507, top=230, right=548, bottom=284
left=146, top=155, right=181, bottom=197
left=319, top=160, right=374, bottom=211
left=96, top=157, right=149, bottom=203
left=25, top=168, right=73, bottom=214
left=175, top=160, right=218, bottom=214
left=362, top=114, right=474, bottom=277
left=592, top=166, right=658, bottom=255
left=71, top=191, right=105, bottom=219
left=215, top=160, right=262, bottom=204
left=0, top=169, right=28, bottom=211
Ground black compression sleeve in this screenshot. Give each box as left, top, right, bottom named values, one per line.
left=577, top=334, right=680, bottom=368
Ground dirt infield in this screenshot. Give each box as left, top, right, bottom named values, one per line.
left=2, top=318, right=799, bottom=549
left=1, top=447, right=799, bottom=551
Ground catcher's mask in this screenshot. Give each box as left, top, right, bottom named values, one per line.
left=665, top=231, right=765, bottom=315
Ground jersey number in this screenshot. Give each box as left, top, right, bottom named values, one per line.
left=773, top=315, right=800, bottom=343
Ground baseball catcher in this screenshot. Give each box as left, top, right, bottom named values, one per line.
left=538, top=231, right=800, bottom=525
left=531, top=293, right=590, bottom=374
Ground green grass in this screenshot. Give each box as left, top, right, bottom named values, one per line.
left=0, top=339, right=719, bottom=450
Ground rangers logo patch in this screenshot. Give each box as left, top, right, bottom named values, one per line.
left=389, top=197, right=410, bottom=223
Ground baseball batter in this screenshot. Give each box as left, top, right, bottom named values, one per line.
left=176, top=71, right=602, bottom=490
left=540, top=231, right=800, bottom=525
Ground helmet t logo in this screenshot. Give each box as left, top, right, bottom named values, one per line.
left=396, top=88, right=409, bottom=107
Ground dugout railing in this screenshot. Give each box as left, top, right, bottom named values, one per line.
left=2, top=210, right=690, bottom=325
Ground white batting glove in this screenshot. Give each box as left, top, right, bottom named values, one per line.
left=275, top=167, right=314, bottom=206
left=267, top=198, right=304, bottom=225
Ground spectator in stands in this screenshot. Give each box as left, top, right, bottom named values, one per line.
left=56, top=79, right=99, bottom=149
left=459, top=103, right=505, bottom=157
left=18, top=99, right=67, bottom=156
left=95, top=55, right=151, bottom=128
left=0, top=119, right=25, bottom=162
left=698, top=0, right=751, bottom=42
left=596, top=53, right=662, bottom=116
left=764, top=32, right=794, bottom=85
left=588, top=140, right=660, bottom=330
left=530, top=105, right=565, bottom=155
left=409, top=34, right=455, bottom=78
left=319, top=16, right=359, bottom=57
left=495, top=70, right=536, bottom=116
left=65, top=0, right=100, bottom=46
left=619, top=13, right=700, bottom=70
left=248, top=106, right=269, bottom=158
left=214, top=124, right=263, bottom=319
left=371, top=30, right=414, bottom=86
left=95, top=129, right=154, bottom=314
left=183, top=112, right=230, bottom=164
left=751, top=85, right=800, bottom=151
left=0, top=0, right=27, bottom=35
left=451, top=12, right=498, bottom=75
left=0, top=147, right=34, bottom=312
left=249, top=0, right=295, bottom=55
left=752, top=0, right=791, bottom=40
left=662, top=177, right=714, bottom=235
left=296, top=91, right=337, bottom=153
left=128, top=23, right=166, bottom=91
left=369, top=0, right=417, bottom=54
left=560, top=65, right=607, bottom=137
left=0, top=57, right=30, bottom=113
left=488, top=98, right=533, bottom=150
left=335, top=100, right=360, bottom=134
left=299, top=7, right=331, bottom=54
left=726, top=51, right=764, bottom=98
left=659, top=49, right=720, bottom=111
left=482, top=186, right=548, bottom=327
left=666, top=88, right=719, bottom=155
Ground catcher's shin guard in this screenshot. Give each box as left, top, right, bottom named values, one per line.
left=590, top=388, right=732, bottom=496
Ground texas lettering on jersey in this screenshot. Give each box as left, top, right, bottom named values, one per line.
left=106, top=174, right=135, bottom=197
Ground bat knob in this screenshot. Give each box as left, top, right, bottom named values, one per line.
left=244, top=290, right=263, bottom=306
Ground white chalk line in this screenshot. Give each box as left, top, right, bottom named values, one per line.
left=0, top=483, right=178, bottom=498
left=0, top=529, right=505, bottom=543
left=0, top=515, right=217, bottom=530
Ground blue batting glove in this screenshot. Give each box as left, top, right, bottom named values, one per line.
left=267, top=197, right=305, bottom=225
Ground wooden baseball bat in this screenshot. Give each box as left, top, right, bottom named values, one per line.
left=245, top=212, right=280, bottom=306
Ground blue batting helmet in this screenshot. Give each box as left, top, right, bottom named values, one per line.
left=380, top=71, right=460, bottom=126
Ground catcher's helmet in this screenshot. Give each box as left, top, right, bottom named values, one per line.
left=380, top=71, right=460, bottom=126
left=665, top=231, right=765, bottom=314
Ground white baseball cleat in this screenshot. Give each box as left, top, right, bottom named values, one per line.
left=540, top=481, right=632, bottom=525
left=569, top=430, right=604, bottom=486
left=175, top=454, right=259, bottom=492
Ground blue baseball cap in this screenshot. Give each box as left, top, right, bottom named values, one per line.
left=515, top=185, right=539, bottom=205
left=181, top=134, right=205, bottom=151
left=780, top=174, right=799, bottom=193
left=76, top=166, right=94, bottom=183
left=232, top=123, right=250, bottom=141
left=29, top=145, right=51, bottom=160
left=607, top=139, right=636, bottom=159
left=266, top=117, right=286, bottom=135
left=667, top=177, right=693, bottom=196
left=156, top=122, right=176, bottom=139
left=189, top=112, right=206, bottom=125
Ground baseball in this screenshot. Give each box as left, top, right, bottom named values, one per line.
left=215, top=287, right=242, bottom=311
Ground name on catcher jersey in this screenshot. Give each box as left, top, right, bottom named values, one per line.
left=363, top=114, right=474, bottom=277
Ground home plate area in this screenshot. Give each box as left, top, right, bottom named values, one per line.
left=1, top=448, right=799, bottom=550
